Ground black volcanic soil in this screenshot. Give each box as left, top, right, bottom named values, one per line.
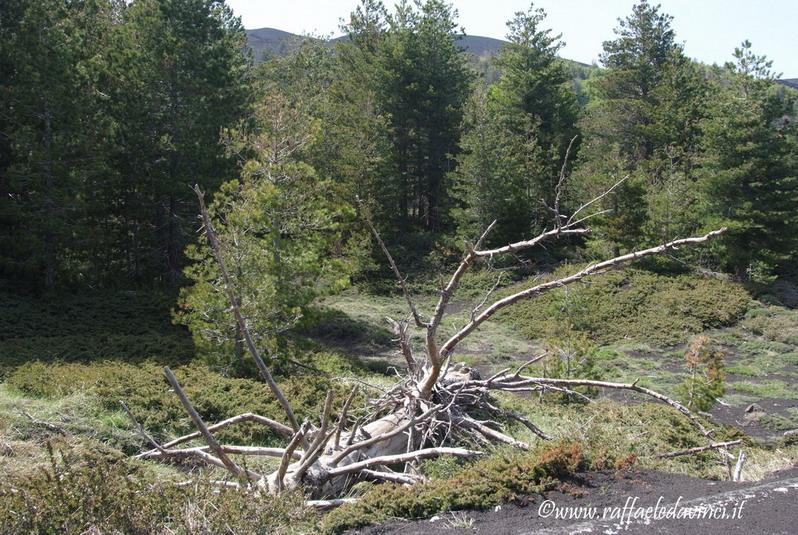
left=350, top=466, right=798, bottom=534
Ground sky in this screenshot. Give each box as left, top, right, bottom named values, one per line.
left=226, top=0, right=798, bottom=77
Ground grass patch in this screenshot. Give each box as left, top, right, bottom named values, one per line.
left=317, top=289, right=541, bottom=364
left=759, top=411, right=798, bottom=431
left=730, top=380, right=798, bottom=399
left=726, top=363, right=765, bottom=377
left=0, top=291, right=194, bottom=378
left=741, top=304, right=798, bottom=345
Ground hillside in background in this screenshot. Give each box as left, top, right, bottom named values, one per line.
left=246, top=27, right=590, bottom=67
left=246, top=27, right=304, bottom=59
left=246, top=28, right=798, bottom=82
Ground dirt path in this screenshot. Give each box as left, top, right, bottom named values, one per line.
left=352, top=466, right=798, bottom=534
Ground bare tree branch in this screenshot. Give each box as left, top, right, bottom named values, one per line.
left=164, top=367, right=259, bottom=482
left=334, top=387, right=359, bottom=449
left=458, top=416, right=531, bottom=449
left=120, top=400, right=165, bottom=452
left=327, top=447, right=481, bottom=477
left=277, top=422, right=309, bottom=491
left=566, top=175, right=627, bottom=226
left=358, top=197, right=426, bottom=328
left=440, top=229, right=727, bottom=360
left=360, top=468, right=423, bottom=485
left=420, top=221, right=497, bottom=398
left=143, top=445, right=301, bottom=460
left=137, top=412, right=292, bottom=459
left=473, top=227, right=589, bottom=258
left=294, top=391, right=335, bottom=479
left=657, top=440, right=742, bottom=459
left=493, top=376, right=712, bottom=437
left=331, top=406, right=440, bottom=465
left=306, top=498, right=357, bottom=510
left=386, top=317, right=417, bottom=374
left=553, top=135, right=578, bottom=228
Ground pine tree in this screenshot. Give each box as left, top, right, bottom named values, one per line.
left=112, top=0, right=252, bottom=285
left=0, top=0, right=120, bottom=291
left=454, top=4, right=578, bottom=247
left=176, top=92, right=355, bottom=367
left=700, top=42, right=798, bottom=279
left=377, top=0, right=474, bottom=234
left=576, top=0, right=707, bottom=253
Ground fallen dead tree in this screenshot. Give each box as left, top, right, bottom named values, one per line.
left=129, top=171, right=732, bottom=501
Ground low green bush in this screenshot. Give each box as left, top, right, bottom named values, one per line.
left=500, top=268, right=750, bottom=345
left=6, top=360, right=365, bottom=446
left=323, top=441, right=586, bottom=533
left=0, top=445, right=314, bottom=534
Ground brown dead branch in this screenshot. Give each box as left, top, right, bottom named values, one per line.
left=21, top=411, right=68, bottom=435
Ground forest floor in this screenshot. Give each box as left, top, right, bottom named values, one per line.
left=1, top=270, right=797, bottom=533
left=313, top=283, right=798, bottom=445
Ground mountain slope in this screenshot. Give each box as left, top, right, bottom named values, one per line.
left=246, top=27, right=307, bottom=60
left=245, top=27, right=509, bottom=63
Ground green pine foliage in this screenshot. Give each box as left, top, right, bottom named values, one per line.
left=0, top=0, right=252, bottom=292
left=574, top=0, right=709, bottom=253
left=676, top=335, right=725, bottom=412
left=175, top=93, right=355, bottom=367
left=698, top=41, right=798, bottom=279
left=377, top=0, right=475, bottom=235
left=453, top=4, right=579, bottom=248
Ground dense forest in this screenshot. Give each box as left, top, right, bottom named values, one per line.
left=3, top=0, right=796, bottom=294
left=1, top=0, right=797, bottom=367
